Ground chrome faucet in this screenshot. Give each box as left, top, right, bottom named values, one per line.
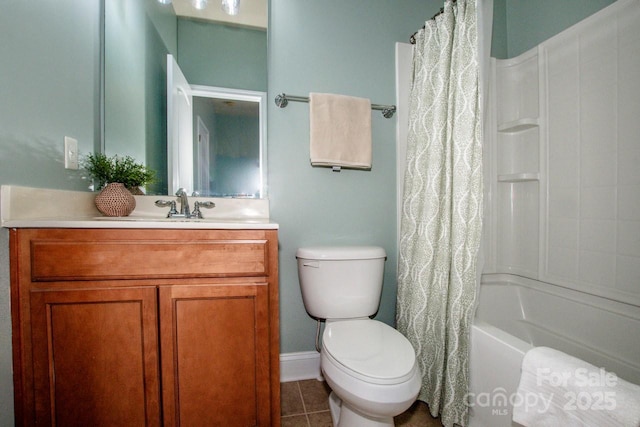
left=175, top=188, right=190, bottom=217
left=155, top=189, right=215, bottom=219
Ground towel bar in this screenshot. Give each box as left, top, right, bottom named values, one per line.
left=275, top=93, right=396, bottom=119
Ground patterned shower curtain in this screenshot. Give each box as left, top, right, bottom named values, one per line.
left=396, top=1, right=482, bottom=426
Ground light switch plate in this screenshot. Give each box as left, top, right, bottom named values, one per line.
left=64, top=136, right=78, bottom=170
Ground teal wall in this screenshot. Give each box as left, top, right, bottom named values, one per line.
left=492, top=0, right=616, bottom=58
left=192, top=98, right=261, bottom=196
left=0, top=0, right=101, bottom=191
left=104, top=0, right=176, bottom=194
left=178, top=19, right=267, bottom=91
left=268, top=0, right=440, bottom=353
left=491, top=0, right=508, bottom=58
left=143, top=13, right=174, bottom=195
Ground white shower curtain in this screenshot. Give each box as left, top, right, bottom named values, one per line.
left=396, top=0, right=483, bottom=426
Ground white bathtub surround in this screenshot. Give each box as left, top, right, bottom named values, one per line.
left=397, top=1, right=483, bottom=426
left=513, top=346, right=640, bottom=427
left=469, top=275, right=640, bottom=427
left=484, top=0, right=640, bottom=307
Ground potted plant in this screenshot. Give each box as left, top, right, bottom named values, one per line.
left=85, top=153, right=156, bottom=192
left=84, top=153, right=156, bottom=216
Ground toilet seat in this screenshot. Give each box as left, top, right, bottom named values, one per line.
left=322, top=319, right=417, bottom=385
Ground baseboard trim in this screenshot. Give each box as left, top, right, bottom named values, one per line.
left=280, top=351, right=322, bottom=382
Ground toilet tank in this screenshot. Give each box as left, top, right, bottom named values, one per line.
left=296, top=246, right=386, bottom=320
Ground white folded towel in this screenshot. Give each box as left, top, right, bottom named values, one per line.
left=513, top=347, right=640, bottom=427
left=309, top=92, right=372, bottom=169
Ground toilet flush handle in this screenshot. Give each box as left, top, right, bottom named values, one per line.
left=302, top=261, right=320, bottom=268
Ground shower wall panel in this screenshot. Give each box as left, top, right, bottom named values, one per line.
left=490, top=0, right=640, bottom=306
left=540, top=0, right=640, bottom=305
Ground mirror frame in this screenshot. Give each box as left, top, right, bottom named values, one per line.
left=169, top=85, right=268, bottom=198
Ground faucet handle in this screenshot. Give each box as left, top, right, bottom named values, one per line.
left=155, top=199, right=178, bottom=217
left=197, top=201, right=215, bottom=208
left=191, top=201, right=216, bottom=219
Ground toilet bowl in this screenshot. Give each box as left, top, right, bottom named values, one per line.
left=296, top=246, right=422, bottom=426
left=320, top=319, right=421, bottom=427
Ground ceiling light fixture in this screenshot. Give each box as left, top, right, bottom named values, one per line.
left=192, top=0, right=208, bottom=10
left=221, top=0, right=240, bottom=16
left=157, top=0, right=172, bottom=4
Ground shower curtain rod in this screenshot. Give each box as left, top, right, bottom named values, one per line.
left=274, top=93, right=397, bottom=119
left=409, top=0, right=458, bottom=44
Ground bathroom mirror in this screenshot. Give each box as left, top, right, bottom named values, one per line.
left=103, top=0, right=267, bottom=196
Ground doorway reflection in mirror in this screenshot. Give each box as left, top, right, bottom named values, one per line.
left=193, top=96, right=261, bottom=197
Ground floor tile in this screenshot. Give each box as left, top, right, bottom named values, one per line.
left=307, top=410, right=333, bottom=427
left=281, top=381, right=305, bottom=416
left=299, top=379, right=331, bottom=413
left=281, top=414, right=309, bottom=427
left=395, top=400, right=443, bottom=426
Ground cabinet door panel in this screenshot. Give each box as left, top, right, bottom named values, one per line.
left=160, top=284, right=270, bottom=426
left=30, top=287, right=161, bottom=427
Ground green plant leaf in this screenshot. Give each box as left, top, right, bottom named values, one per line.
left=83, top=153, right=156, bottom=190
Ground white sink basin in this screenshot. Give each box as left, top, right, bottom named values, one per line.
left=83, top=215, right=277, bottom=229
left=93, top=216, right=270, bottom=224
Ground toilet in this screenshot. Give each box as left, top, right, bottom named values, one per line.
left=296, top=246, right=421, bottom=427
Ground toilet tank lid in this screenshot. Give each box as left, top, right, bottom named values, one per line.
left=296, top=246, right=386, bottom=260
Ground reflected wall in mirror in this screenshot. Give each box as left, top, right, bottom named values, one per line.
left=104, top=0, right=175, bottom=195
left=192, top=90, right=265, bottom=198
left=103, top=0, right=267, bottom=196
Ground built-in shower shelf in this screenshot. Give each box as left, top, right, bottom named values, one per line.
left=498, top=173, right=540, bottom=182
left=498, top=118, right=539, bottom=133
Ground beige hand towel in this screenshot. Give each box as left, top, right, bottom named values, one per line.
left=309, top=93, right=372, bottom=169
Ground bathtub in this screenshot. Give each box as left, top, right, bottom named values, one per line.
left=468, top=274, right=640, bottom=427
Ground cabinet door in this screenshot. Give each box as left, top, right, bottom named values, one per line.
left=160, top=283, right=270, bottom=426
left=30, top=287, right=161, bottom=427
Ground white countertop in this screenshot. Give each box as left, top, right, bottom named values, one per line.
left=2, top=217, right=279, bottom=230
left=1, top=186, right=278, bottom=230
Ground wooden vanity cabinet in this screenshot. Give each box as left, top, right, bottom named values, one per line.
left=10, top=228, right=280, bottom=427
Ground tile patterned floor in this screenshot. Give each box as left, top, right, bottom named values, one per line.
left=281, top=380, right=443, bottom=427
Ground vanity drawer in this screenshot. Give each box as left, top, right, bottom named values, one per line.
left=19, top=229, right=273, bottom=282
